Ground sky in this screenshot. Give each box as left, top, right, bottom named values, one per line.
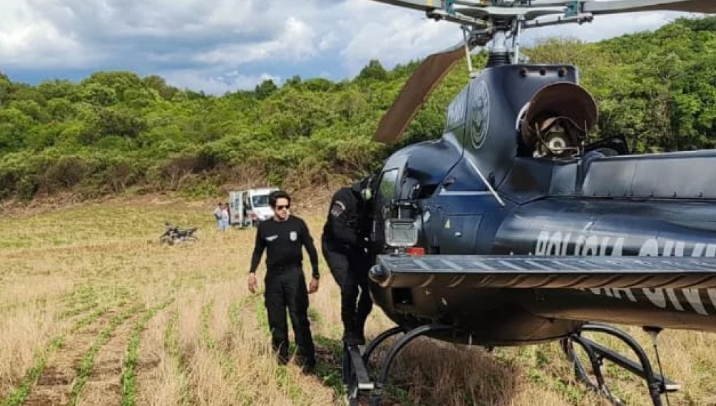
left=0, top=0, right=705, bottom=95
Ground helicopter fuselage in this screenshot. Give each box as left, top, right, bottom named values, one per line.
left=368, top=64, right=716, bottom=346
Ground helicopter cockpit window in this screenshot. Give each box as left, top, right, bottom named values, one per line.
left=379, top=169, right=399, bottom=202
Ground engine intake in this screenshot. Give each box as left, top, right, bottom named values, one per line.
left=519, top=82, right=598, bottom=159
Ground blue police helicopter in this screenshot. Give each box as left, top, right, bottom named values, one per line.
left=344, top=1, right=716, bottom=405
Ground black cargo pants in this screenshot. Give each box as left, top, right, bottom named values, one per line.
left=264, top=265, right=316, bottom=366
left=322, top=237, right=373, bottom=341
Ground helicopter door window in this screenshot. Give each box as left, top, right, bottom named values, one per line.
left=379, top=169, right=399, bottom=201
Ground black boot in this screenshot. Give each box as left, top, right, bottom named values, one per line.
left=343, top=319, right=365, bottom=345
left=300, top=357, right=316, bottom=375
left=343, top=329, right=364, bottom=345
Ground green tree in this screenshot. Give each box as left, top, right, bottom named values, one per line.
left=254, top=79, right=278, bottom=99
left=357, top=59, right=389, bottom=81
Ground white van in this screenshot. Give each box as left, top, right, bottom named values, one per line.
left=229, top=187, right=279, bottom=227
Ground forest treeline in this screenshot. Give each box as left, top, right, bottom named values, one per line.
left=1, top=16, right=716, bottom=201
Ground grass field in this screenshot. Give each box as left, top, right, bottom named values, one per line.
left=1, top=196, right=715, bottom=406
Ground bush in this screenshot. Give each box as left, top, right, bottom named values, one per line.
left=17, top=175, right=38, bottom=201
left=42, top=156, right=88, bottom=191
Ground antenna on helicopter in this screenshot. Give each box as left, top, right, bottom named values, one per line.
left=511, top=16, right=523, bottom=64
left=462, top=26, right=475, bottom=76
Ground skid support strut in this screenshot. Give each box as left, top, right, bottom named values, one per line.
left=562, top=323, right=678, bottom=406
left=343, top=324, right=452, bottom=406
left=368, top=323, right=452, bottom=406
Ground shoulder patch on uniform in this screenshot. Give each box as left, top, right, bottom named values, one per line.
left=330, top=201, right=346, bottom=218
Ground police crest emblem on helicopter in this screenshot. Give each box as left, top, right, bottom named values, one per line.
left=470, top=81, right=490, bottom=149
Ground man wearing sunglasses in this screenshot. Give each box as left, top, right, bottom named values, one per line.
left=248, top=190, right=320, bottom=373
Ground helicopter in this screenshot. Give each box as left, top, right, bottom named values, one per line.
left=339, top=1, right=716, bottom=406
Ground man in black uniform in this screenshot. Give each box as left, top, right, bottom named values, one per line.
left=322, top=175, right=375, bottom=345
left=248, top=190, right=320, bottom=372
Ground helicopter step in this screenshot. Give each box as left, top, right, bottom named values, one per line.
left=343, top=324, right=453, bottom=406
left=343, top=343, right=374, bottom=406
left=339, top=325, right=454, bottom=405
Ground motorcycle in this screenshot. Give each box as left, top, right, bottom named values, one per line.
left=159, top=223, right=199, bottom=245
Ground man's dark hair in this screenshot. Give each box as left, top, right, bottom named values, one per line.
left=269, top=190, right=291, bottom=208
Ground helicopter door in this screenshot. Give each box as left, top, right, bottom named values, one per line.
left=372, top=168, right=400, bottom=250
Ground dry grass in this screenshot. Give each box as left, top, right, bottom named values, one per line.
left=1, top=196, right=715, bottom=406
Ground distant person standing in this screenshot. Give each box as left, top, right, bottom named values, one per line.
left=248, top=190, right=320, bottom=373
left=220, top=203, right=230, bottom=230
left=213, top=203, right=223, bottom=230
left=225, top=202, right=232, bottom=228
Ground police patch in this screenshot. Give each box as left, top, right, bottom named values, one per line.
left=330, top=201, right=346, bottom=218
left=290, top=231, right=297, bottom=241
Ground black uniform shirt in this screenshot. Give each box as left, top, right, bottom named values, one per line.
left=249, top=215, right=319, bottom=278
left=322, top=187, right=368, bottom=248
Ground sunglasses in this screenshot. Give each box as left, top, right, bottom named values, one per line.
left=275, top=205, right=290, bottom=210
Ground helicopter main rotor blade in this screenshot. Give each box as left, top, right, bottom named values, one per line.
left=368, top=0, right=443, bottom=12
left=583, top=0, right=716, bottom=14
left=374, top=42, right=466, bottom=144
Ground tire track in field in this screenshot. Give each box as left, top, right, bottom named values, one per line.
left=0, top=301, right=123, bottom=406
left=160, top=311, right=196, bottom=406
left=134, top=307, right=182, bottom=406
left=120, top=300, right=174, bottom=406
left=66, top=304, right=142, bottom=406
left=73, top=309, right=143, bottom=406
left=193, top=298, right=250, bottom=406
left=18, top=303, right=138, bottom=406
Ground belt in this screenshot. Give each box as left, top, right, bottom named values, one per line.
left=267, top=264, right=302, bottom=273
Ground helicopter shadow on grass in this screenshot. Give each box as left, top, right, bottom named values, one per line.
left=312, top=334, right=519, bottom=406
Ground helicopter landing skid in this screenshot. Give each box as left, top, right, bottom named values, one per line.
left=561, top=323, right=679, bottom=406
left=342, top=324, right=452, bottom=406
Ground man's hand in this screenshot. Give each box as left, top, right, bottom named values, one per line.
left=248, top=273, right=258, bottom=294
left=308, top=277, right=319, bottom=294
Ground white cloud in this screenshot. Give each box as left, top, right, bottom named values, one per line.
left=339, top=1, right=459, bottom=75
left=319, top=32, right=339, bottom=51
left=0, top=0, right=709, bottom=93
left=523, top=10, right=685, bottom=45
left=161, top=69, right=280, bottom=94
left=195, top=17, right=316, bottom=65
left=0, top=2, right=101, bottom=67
left=0, top=0, right=335, bottom=70
left=338, top=1, right=700, bottom=76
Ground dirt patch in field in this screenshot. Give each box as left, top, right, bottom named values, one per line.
left=23, top=308, right=122, bottom=406
left=75, top=312, right=143, bottom=406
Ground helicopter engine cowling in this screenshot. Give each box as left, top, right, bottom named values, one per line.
left=519, top=82, right=598, bottom=159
